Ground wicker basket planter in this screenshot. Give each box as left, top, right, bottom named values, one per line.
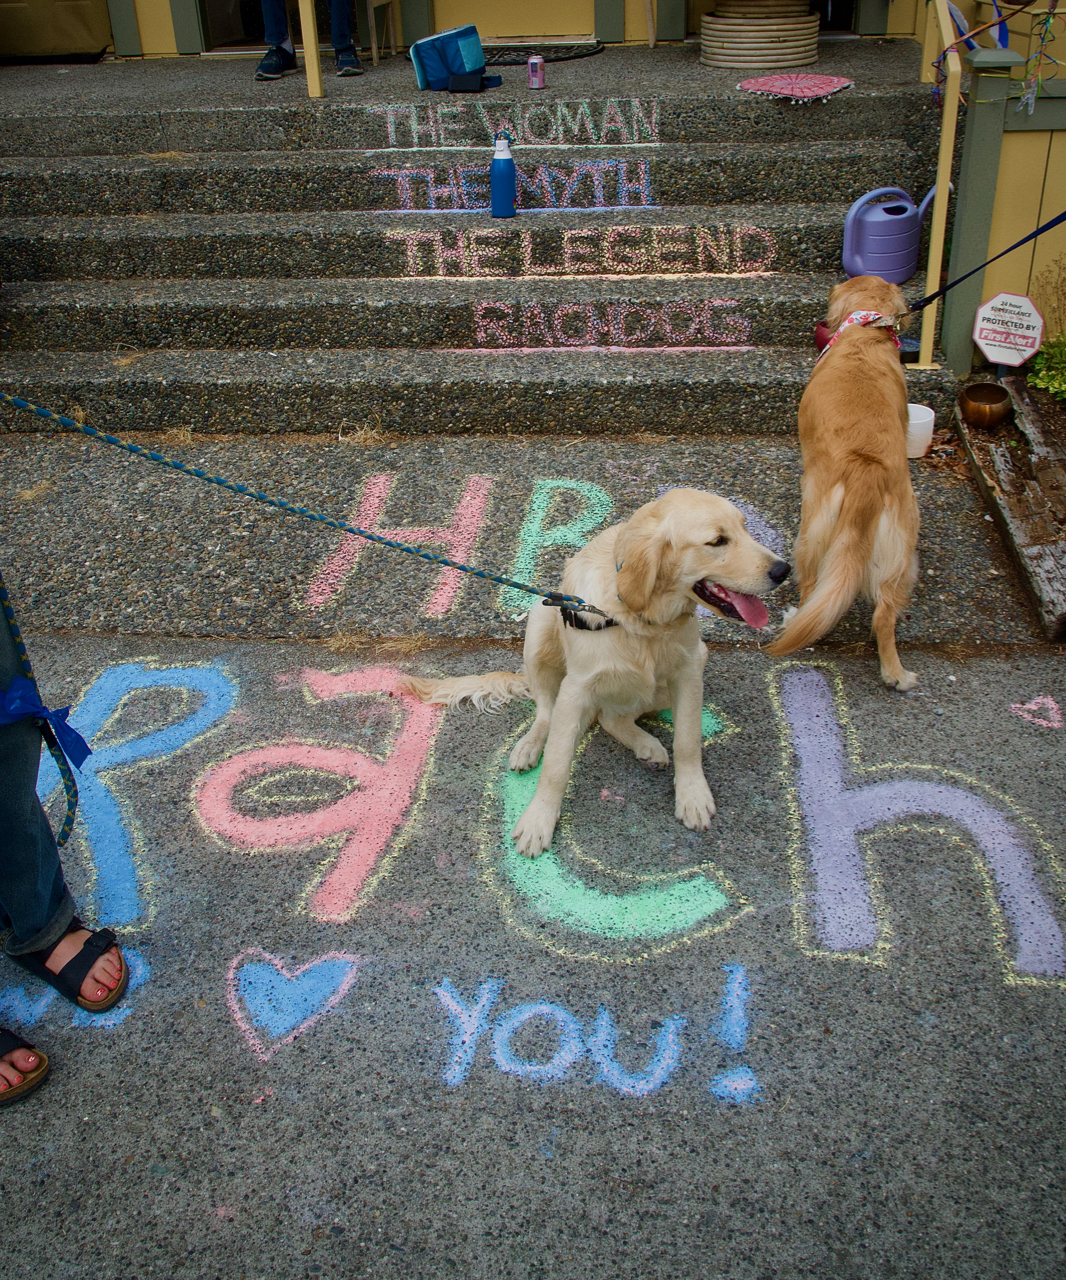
left=701, top=11, right=820, bottom=69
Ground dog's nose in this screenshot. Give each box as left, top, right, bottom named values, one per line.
left=768, top=560, right=792, bottom=585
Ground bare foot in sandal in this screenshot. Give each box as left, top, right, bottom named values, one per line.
left=45, top=929, right=123, bottom=1004
left=0, top=1045, right=40, bottom=1091
left=0, top=1029, right=50, bottom=1106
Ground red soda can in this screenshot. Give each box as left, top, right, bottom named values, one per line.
left=528, top=55, right=546, bottom=89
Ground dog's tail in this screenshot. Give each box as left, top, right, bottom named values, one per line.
left=765, top=468, right=885, bottom=657
left=397, top=671, right=529, bottom=713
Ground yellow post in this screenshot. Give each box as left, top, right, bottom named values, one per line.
left=914, top=0, right=963, bottom=369
left=297, top=0, right=325, bottom=98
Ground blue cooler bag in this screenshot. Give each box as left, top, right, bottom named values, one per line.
left=409, top=25, right=502, bottom=91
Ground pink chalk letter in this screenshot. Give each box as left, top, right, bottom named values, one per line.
left=305, top=473, right=493, bottom=615
left=197, top=667, right=443, bottom=921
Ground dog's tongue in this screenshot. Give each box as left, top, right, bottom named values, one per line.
left=720, top=587, right=769, bottom=629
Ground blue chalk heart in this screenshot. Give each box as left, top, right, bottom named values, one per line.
left=228, top=949, right=361, bottom=1059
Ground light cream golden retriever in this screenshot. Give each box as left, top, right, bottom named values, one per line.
left=399, top=488, right=790, bottom=856
left=766, top=275, right=920, bottom=689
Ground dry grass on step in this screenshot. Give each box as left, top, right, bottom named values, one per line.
left=327, top=631, right=434, bottom=656
left=337, top=412, right=403, bottom=447
left=17, top=480, right=56, bottom=503
left=159, top=425, right=194, bottom=447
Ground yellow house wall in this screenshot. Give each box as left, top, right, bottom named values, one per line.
left=434, top=0, right=664, bottom=43
left=982, top=128, right=1066, bottom=317
left=624, top=0, right=656, bottom=42
left=132, top=0, right=177, bottom=53
left=433, top=1, right=596, bottom=37
left=887, top=0, right=919, bottom=36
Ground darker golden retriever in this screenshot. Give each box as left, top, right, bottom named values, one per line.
left=766, top=275, right=920, bottom=689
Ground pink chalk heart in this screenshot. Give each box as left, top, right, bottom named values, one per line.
left=226, top=948, right=361, bottom=1061
left=1010, top=695, right=1063, bottom=729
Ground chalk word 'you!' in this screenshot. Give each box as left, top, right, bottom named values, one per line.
left=373, top=160, right=653, bottom=211
left=476, top=300, right=752, bottom=349
left=386, top=225, right=777, bottom=278
left=434, top=964, right=757, bottom=1100
left=366, top=99, right=658, bottom=149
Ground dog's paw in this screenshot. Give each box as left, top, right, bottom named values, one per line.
left=509, top=730, right=546, bottom=773
left=511, top=805, right=557, bottom=858
left=635, top=738, right=670, bottom=768
left=675, top=781, right=716, bottom=831
left=885, top=668, right=919, bottom=692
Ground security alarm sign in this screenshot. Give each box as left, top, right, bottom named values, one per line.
left=973, top=292, right=1045, bottom=366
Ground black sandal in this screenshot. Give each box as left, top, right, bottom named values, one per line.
left=0, top=1028, right=50, bottom=1106
left=7, top=918, right=129, bottom=1013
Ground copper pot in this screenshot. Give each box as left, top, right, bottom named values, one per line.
left=959, top=382, right=1013, bottom=429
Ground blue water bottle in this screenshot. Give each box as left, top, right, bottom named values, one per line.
left=490, top=131, right=516, bottom=219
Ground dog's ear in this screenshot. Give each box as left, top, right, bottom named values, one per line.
left=614, top=518, right=666, bottom=615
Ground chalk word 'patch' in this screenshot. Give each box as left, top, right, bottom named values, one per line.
left=373, top=160, right=653, bottom=210
left=384, top=225, right=777, bottom=278
left=227, top=948, right=361, bottom=1061
left=774, top=664, right=1066, bottom=984
left=474, top=300, right=751, bottom=349
left=366, top=99, right=658, bottom=149
left=195, top=667, right=443, bottom=923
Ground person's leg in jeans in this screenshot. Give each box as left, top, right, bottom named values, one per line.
left=261, top=0, right=291, bottom=48
left=255, top=0, right=297, bottom=77
left=0, top=604, right=73, bottom=958
left=332, top=0, right=364, bottom=74
left=0, top=584, right=122, bottom=1005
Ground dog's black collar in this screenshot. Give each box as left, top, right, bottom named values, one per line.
left=560, top=606, right=618, bottom=631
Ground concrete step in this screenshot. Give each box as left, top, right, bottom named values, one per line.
left=0, top=204, right=848, bottom=282
left=0, top=45, right=939, bottom=160
left=0, top=346, right=959, bottom=436
left=0, top=140, right=924, bottom=217
left=0, top=429, right=1031, bottom=646
left=4, top=274, right=925, bottom=352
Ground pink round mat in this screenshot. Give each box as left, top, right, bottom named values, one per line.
left=737, top=73, right=854, bottom=101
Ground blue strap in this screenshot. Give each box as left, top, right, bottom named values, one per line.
left=0, top=675, right=92, bottom=770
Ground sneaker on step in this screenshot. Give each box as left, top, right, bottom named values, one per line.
left=254, top=45, right=297, bottom=80
left=335, top=45, right=364, bottom=76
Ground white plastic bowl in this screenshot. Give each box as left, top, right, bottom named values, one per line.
left=906, top=403, right=935, bottom=458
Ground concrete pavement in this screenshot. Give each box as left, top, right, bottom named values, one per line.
left=2, top=621, right=1064, bottom=1279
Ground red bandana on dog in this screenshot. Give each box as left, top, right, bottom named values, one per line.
left=815, top=310, right=902, bottom=365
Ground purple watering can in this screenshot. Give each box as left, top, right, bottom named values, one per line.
left=842, top=186, right=939, bottom=284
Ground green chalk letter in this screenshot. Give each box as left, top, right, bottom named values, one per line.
left=499, top=479, right=613, bottom=614
left=496, top=711, right=733, bottom=942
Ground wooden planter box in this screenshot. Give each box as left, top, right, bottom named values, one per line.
left=954, top=375, right=1066, bottom=642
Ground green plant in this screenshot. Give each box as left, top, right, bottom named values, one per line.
left=1030, top=334, right=1066, bottom=404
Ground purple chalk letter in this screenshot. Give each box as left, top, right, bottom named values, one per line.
left=780, top=668, right=1065, bottom=976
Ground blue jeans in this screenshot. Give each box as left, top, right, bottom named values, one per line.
left=261, top=0, right=354, bottom=49
left=0, top=583, right=75, bottom=958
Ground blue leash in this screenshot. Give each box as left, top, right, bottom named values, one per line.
left=909, top=206, right=1066, bottom=312
left=0, top=391, right=607, bottom=619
